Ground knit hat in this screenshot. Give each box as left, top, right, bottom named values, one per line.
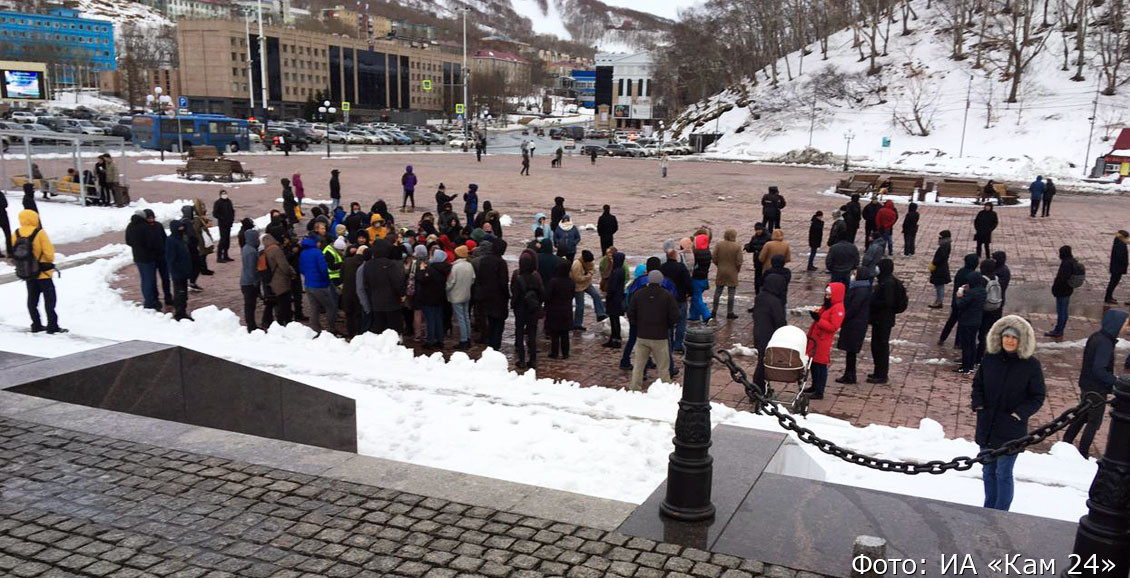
left=634, top=264, right=647, bottom=278
left=333, top=237, right=347, bottom=252
left=647, top=270, right=663, bottom=285
left=430, top=250, right=446, bottom=263
left=465, top=240, right=477, bottom=252
left=1002, top=327, right=1021, bottom=339
left=414, top=245, right=428, bottom=260
left=471, top=228, right=485, bottom=242
left=454, top=245, right=469, bottom=259
left=133, top=210, right=146, bottom=218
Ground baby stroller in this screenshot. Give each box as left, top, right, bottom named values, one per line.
left=747, top=325, right=814, bottom=415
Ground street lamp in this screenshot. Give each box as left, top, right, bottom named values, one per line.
left=145, top=86, right=176, bottom=160
left=318, top=100, right=336, bottom=158
left=460, top=7, right=470, bottom=142
left=843, top=130, right=856, bottom=172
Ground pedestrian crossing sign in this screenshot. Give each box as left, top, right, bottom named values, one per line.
left=422, top=79, right=432, bottom=91
left=342, top=101, right=351, bottom=112
left=456, top=103, right=465, bottom=115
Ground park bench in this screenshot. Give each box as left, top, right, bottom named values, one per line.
left=835, top=173, right=881, bottom=195
left=886, top=176, right=923, bottom=196
left=184, top=145, right=220, bottom=161
left=176, top=158, right=254, bottom=182
left=993, top=183, right=1018, bottom=205
left=9, top=175, right=45, bottom=191
left=935, top=180, right=982, bottom=200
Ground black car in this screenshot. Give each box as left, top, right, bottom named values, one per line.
left=263, top=128, right=309, bottom=151
left=580, top=144, right=609, bottom=157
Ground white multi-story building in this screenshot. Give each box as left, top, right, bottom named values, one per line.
left=594, top=51, right=654, bottom=129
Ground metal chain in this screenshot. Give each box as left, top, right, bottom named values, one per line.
left=713, top=350, right=1111, bottom=474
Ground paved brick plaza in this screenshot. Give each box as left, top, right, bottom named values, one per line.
left=34, top=149, right=1127, bottom=451
left=0, top=417, right=816, bottom=578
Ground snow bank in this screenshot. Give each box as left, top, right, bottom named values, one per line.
left=141, top=174, right=267, bottom=186
left=2, top=191, right=192, bottom=245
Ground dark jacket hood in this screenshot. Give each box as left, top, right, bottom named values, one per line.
left=1101, top=309, right=1128, bottom=339
left=963, top=253, right=979, bottom=269
left=244, top=229, right=260, bottom=249
left=992, top=251, right=1007, bottom=266
left=554, top=260, right=570, bottom=278
left=763, top=272, right=788, bottom=299
left=877, top=258, right=894, bottom=278
left=612, top=252, right=625, bottom=268
left=181, top=206, right=195, bottom=219
left=371, top=239, right=392, bottom=259
left=554, top=196, right=565, bottom=206
left=519, top=250, right=536, bottom=274
left=300, top=236, right=319, bottom=250
left=1060, top=246, right=1073, bottom=260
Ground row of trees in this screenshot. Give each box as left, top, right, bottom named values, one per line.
left=655, top=0, right=1130, bottom=120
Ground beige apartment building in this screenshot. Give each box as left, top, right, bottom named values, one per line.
left=175, top=19, right=463, bottom=121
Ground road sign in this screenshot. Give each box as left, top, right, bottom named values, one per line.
left=422, top=79, right=432, bottom=91
left=342, top=101, right=351, bottom=112
left=456, top=114, right=464, bottom=121
left=882, top=136, right=891, bottom=148
left=455, top=103, right=465, bottom=115
left=178, top=96, right=188, bottom=108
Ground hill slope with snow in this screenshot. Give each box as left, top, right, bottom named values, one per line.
left=672, top=0, right=1130, bottom=186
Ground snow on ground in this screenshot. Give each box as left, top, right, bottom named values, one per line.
left=509, top=0, right=572, bottom=40
left=1, top=191, right=192, bottom=245
left=0, top=235, right=1098, bottom=522
left=141, top=174, right=267, bottom=186
left=678, top=0, right=1130, bottom=188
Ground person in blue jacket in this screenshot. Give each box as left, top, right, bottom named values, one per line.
left=463, top=184, right=479, bottom=227
left=1028, top=176, right=1045, bottom=218
left=552, top=214, right=581, bottom=262
left=165, top=220, right=194, bottom=321
left=299, top=233, right=337, bottom=335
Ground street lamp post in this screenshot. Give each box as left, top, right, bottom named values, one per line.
left=145, top=86, right=174, bottom=161
left=843, top=130, right=856, bottom=172
left=461, top=7, right=469, bottom=143
left=318, top=100, right=336, bottom=159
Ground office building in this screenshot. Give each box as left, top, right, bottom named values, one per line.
left=0, top=6, right=115, bottom=84
left=594, top=51, right=654, bottom=129
left=471, top=50, right=529, bottom=86
left=570, top=69, right=595, bottom=108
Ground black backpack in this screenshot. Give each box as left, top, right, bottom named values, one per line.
left=891, top=277, right=909, bottom=314
left=518, top=275, right=542, bottom=317
left=1068, top=259, right=1086, bottom=288
left=13, top=227, right=41, bottom=280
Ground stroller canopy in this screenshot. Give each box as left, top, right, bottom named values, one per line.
left=766, top=325, right=810, bottom=367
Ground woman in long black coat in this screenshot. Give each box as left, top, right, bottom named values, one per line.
left=836, top=269, right=873, bottom=384
left=603, top=252, right=627, bottom=347
left=929, top=230, right=952, bottom=308
left=972, top=315, right=1045, bottom=511
left=475, top=240, right=511, bottom=350
left=751, top=273, right=788, bottom=388
left=545, top=260, right=575, bottom=359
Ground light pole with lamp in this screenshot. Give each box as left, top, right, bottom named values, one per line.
left=842, top=130, right=855, bottom=172
left=145, top=86, right=174, bottom=160
left=460, top=7, right=470, bottom=143
left=318, top=100, right=336, bottom=158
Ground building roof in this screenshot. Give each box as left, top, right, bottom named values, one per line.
left=1111, top=128, right=1130, bottom=153
left=472, top=50, right=527, bottom=64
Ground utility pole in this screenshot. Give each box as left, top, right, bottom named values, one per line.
left=257, top=0, right=269, bottom=121
left=1084, top=81, right=1100, bottom=177
left=461, top=7, right=469, bottom=142
left=245, top=10, right=255, bottom=114
left=807, top=94, right=816, bottom=148
left=959, top=75, right=972, bottom=158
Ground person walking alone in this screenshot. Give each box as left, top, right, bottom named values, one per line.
left=1064, top=310, right=1127, bottom=458
left=520, top=152, right=530, bottom=176
left=973, top=202, right=998, bottom=259
left=401, top=165, right=418, bottom=212
left=597, top=205, right=618, bottom=255
left=1105, top=230, right=1128, bottom=305
left=973, top=315, right=1045, bottom=511
left=807, top=211, right=824, bottom=271
left=12, top=210, right=65, bottom=333
left=1046, top=245, right=1080, bottom=338
left=462, top=184, right=479, bottom=227
left=329, top=169, right=341, bottom=212
left=213, top=189, right=235, bottom=263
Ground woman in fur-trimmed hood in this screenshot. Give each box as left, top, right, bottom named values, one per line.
left=972, top=314, right=1045, bottom=512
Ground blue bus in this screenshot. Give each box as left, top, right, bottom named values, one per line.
left=131, top=114, right=251, bottom=153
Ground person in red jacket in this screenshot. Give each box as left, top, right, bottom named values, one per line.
left=804, top=282, right=846, bottom=400
left=876, top=200, right=899, bottom=257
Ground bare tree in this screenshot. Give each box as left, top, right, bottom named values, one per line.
left=983, top=0, right=1049, bottom=102
left=939, top=0, right=970, bottom=59
left=1094, top=0, right=1128, bottom=94
left=890, top=61, right=940, bottom=135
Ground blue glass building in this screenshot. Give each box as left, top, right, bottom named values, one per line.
left=571, top=69, right=595, bottom=108
left=0, top=7, right=116, bottom=79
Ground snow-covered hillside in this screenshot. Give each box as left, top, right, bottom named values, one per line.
left=672, top=0, right=1130, bottom=185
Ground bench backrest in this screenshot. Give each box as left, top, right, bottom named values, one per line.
left=187, top=145, right=220, bottom=160
left=852, top=173, right=881, bottom=185
left=936, top=181, right=982, bottom=197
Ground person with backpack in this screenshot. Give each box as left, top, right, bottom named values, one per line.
left=164, top=219, right=193, bottom=322
left=928, top=230, right=953, bottom=308
left=511, top=248, right=546, bottom=368
left=1047, top=245, right=1082, bottom=337
left=1064, top=309, right=1128, bottom=459
left=1105, top=230, right=1128, bottom=305
left=867, top=259, right=906, bottom=384
left=940, top=253, right=979, bottom=346
left=835, top=267, right=873, bottom=385
left=12, top=210, right=65, bottom=333
left=901, top=202, right=920, bottom=256
left=973, top=202, right=999, bottom=259
left=807, top=211, right=824, bottom=272
left=978, top=259, right=1005, bottom=362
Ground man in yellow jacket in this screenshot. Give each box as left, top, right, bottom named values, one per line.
left=12, top=210, right=66, bottom=333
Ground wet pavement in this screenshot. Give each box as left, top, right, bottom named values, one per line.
left=36, top=149, right=1127, bottom=454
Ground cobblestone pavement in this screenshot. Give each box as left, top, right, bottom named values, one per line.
left=39, top=151, right=1126, bottom=451
left=0, top=417, right=823, bottom=578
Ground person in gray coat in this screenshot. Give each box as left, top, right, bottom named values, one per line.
left=239, top=229, right=261, bottom=332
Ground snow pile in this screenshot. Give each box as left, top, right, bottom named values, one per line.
left=141, top=174, right=267, bottom=186
left=674, top=0, right=1130, bottom=187
left=1, top=191, right=192, bottom=245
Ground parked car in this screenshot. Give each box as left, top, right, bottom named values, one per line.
left=446, top=135, right=470, bottom=148
left=37, top=117, right=81, bottom=134
left=10, top=111, right=37, bottom=123
left=603, top=143, right=636, bottom=157
left=326, top=130, right=348, bottom=143
left=580, top=144, right=609, bottom=157
left=348, top=130, right=380, bottom=145
left=620, top=141, right=649, bottom=157
left=402, top=130, right=430, bottom=144
left=291, top=126, right=323, bottom=143
left=385, top=130, right=413, bottom=145
left=263, top=128, right=309, bottom=151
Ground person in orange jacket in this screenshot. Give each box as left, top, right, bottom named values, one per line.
left=804, top=282, right=846, bottom=400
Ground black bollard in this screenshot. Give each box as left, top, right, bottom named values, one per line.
left=660, top=326, right=716, bottom=522
left=1070, top=380, right=1130, bottom=576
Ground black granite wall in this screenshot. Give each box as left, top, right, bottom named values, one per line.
left=2, top=341, right=357, bottom=453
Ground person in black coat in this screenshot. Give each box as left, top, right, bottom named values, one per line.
left=662, top=244, right=693, bottom=350
left=535, top=238, right=560, bottom=288
left=329, top=169, right=341, bottom=211
left=1105, top=230, right=1129, bottom=304
left=550, top=196, right=566, bottom=232
left=434, top=183, right=456, bottom=215
left=826, top=239, right=860, bottom=287
left=22, top=183, right=39, bottom=215
left=867, top=259, right=899, bottom=384
left=164, top=220, right=194, bottom=321
left=992, top=250, right=1011, bottom=308
left=835, top=268, right=873, bottom=384
left=844, top=194, right=862, bottom=243
left=545, top=259, right=575, bottom=359
left=929, top=230, right=953, bottom=308
left=126, top=211, right=164, bottom=310
left=1047, top=245, right=1076, bottom=337
left=597, top=205, right=618, bottom=255
left=475, top=239, right=510, bottom=350
left=281, top=179, right=298, bottom=225
left=862, top=197, right=881, bottom=243
left=212, top=190, right=236, bottom=262
left=414, top=253, right=448, bottom=349
left=0, top=186, right=10, bottom=257
left=940, top=253, right=979, bottom=345
left=511, top=249, right=546, bottom=369
left=751, top=271, right=788, bottom=388
left=973, top=202, right=999, bottom=259
left=901, top=202, right=920, bottom=256
left=760, top=186, right=786, bottom=232
left=743, top=222, right=772, bottom=295
left=1064, top=309, right=1128, bottom=458
left=603, top=251, right=627, bottom=348
left=363, top=240, right=407, bottom=334
left=972, top=315, right=1045, bottom=511
left=807, top=211, right=823, bottom=272
left=955, top=272, right=987, bottom=373
left=1041, top=178, right=1056, bottom=217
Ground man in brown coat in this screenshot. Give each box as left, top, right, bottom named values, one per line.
left=262, top=234, right=297, bottom=325
left=758, top=229, right=792, bottom=268
left=712, top=228, right=743, bottom=319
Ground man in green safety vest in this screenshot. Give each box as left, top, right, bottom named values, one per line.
left=324, top=236, right=345, bottom=290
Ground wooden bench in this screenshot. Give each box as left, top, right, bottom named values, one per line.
left=176, top=158, right=254, bottom=182
left=9, top=175, right=46, bottom=191
left=935, top=181, right=982, bottom=199
left=184, top=145, right=220, bottom=161
left=886, top=176, right=923, bottom=196
left=835, top=173, right=881, bottom=195
left=992, top=183, right=1019, bottom=205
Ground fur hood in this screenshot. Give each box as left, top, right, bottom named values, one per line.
left=986, top=315, right=1037, bottom=359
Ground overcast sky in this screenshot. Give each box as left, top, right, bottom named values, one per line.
left=599, top=0, right=701, bottom=20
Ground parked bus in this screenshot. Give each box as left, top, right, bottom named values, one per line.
left=131, top=114, right=251, bottom=153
